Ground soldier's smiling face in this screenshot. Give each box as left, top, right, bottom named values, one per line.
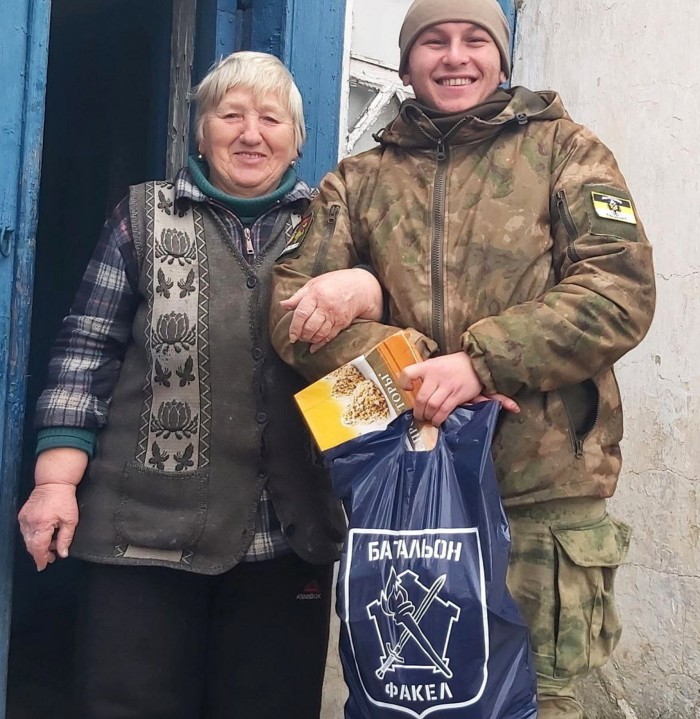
left=401, top=22, right=506, bottom=113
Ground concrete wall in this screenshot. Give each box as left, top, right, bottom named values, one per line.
left=513, top=1, right=700, bottom=717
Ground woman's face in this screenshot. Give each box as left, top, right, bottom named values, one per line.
left=199, top=87, right=297, bottom=198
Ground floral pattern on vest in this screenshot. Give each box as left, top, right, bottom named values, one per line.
left=136, top=181, right=211, bottom=471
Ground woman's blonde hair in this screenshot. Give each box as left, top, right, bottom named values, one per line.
left=193, top=51, right=306, bottom=154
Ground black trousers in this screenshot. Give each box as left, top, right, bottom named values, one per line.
left=75, top=554, right=334, bottom=719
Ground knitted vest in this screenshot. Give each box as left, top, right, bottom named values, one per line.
left=70, top=181, right=345, bottom=574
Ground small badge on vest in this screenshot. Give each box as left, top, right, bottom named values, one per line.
left=277, top=211, right=313, bottom=260
left=591, top=191, right=637, bottom=225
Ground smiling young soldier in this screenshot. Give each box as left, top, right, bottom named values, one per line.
left=270, top=1, right=655, bottom=717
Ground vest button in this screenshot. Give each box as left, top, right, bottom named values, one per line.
left=246, top=276, right=257, bottom=289
left=252, top=347, right=264, bottom=360
left=284, top=523, right=296, bottom=537
left=256, top=411, right=268, bottom=424
left=257, top=469, right=268, bottom=479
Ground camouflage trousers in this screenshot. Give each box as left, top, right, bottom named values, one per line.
left=505, top=498, right=632, bottom=719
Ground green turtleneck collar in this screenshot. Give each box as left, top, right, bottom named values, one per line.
left=188, top=155, right=297, bottom=226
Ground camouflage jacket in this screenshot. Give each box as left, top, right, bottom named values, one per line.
left=271, top=87, right=655, bottom=506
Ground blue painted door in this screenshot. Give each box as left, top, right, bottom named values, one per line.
left=5, top=2, right=174, bottom=715
left=0, top=0, right=51, bottom=715
left=498, top=0, right=516, bottom=59
left=278, top=0, right=347, bottom=185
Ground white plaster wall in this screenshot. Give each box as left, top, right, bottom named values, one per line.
left=513, top=1, right=700, bottom=716
left=350, top=0, right=413, bottom=68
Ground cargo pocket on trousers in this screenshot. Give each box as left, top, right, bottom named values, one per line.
left=551, top=514, right=631, bottom=678
left=114, top=460, right=208, bottom=551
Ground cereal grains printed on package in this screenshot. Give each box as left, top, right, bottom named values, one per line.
left=330, top=364, right=365, bottom=398
left=342, top=380, right=390, bottom=426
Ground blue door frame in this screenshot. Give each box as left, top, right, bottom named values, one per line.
left=500, top=0, right=517, bottom=59
left=0, top=0, right=51, bottom=713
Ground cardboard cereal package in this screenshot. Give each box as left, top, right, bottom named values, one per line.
left=295, top=331, right=436, bottom=451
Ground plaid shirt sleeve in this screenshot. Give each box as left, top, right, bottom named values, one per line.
left=34, top=197, right=140, bottom=430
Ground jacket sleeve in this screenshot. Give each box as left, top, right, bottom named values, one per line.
left=34, top=198, right=140, bottom=429
left=270, top=167, right=436, bottom=382
left=462, top=124, right=655, bottom=396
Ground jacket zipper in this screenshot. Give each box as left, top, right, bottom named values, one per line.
left=562, top=399, right=584, bottom=458
left=311, top=204, right=340, bottom=277
left=555, top=189, right=582, bottom=263
left=561, top=389, right=601, bottom=459
left=431, top=141, right=448, bottom=352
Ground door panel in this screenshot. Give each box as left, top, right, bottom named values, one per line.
left=5, top=2, right=173, bottom=717
left=0, top=1, right=51, bottom=716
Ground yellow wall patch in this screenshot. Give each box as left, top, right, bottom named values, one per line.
left=591, top=192, right=637, bottom=225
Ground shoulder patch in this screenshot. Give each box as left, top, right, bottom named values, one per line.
left=277, top=211, right=313, bottom=260
left=591, top=191, right=637, bottom=225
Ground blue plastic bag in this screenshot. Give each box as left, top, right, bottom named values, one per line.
left=327, top=402, right=537, bottom=719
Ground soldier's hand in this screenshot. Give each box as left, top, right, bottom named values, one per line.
left=400, top=352, right=519, bottom=427
left=471, top=392, right=520, bottom=414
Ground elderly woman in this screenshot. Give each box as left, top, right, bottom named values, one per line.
left=18, top=52, right=380, bottom=719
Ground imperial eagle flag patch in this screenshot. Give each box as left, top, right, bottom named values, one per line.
left=591, top=191, right=637, bottom=224
left=327, top=404, right=538, bottom=719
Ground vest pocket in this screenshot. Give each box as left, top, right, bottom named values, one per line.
left=551, top=514, right=631, bottom=678
left=114, top=460, right=208, bottom=551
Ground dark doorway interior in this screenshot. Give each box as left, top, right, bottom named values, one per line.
left=7, top=0, right=172, bottom=716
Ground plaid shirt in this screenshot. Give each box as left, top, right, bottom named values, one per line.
left=36, top=166, right=315, bottom=562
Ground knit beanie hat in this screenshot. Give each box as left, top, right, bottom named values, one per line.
left=398, top=0, right=511, bottom=79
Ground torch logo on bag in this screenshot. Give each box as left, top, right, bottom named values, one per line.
left=374, top=568, right=457, bottom=681
left=341, top=528, right=489, bottom=718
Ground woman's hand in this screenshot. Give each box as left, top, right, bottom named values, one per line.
left=399, top=352, right=520, bottom=427
left=280, top=268, right=383, bottom=353
left=18, top=447, right=88, bottom=571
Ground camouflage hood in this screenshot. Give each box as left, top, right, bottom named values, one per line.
left=379, top=87, right=567, bottom=150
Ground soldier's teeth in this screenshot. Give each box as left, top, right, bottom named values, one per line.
left=439, top=78, right=473, bottom=86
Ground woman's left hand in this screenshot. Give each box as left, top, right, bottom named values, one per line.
left=280, top=268, right=383, bottom=353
